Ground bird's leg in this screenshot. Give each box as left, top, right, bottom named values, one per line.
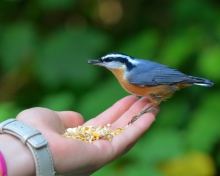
left=128, top=103, right=154, bottom=124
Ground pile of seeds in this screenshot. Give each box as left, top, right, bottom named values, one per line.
left=63, top=124, right=127, bottom=143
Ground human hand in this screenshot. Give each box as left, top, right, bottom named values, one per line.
left=15, top=95, right=158, bottom=175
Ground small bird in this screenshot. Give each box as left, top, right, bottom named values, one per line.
left=88, top=52, right=214, bottom=124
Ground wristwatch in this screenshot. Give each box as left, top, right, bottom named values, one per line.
left=0, top=118, right=56, bottom=176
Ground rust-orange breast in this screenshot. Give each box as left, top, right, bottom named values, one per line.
left=108, top=67, right=184, bottom=104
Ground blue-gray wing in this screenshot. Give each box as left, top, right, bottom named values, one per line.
left=128, top=62, right=193, bottom=86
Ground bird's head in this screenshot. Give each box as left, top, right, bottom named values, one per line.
left=88, top=52, right=137, bottom=71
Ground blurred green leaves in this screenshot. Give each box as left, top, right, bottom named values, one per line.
left=78, top=78, right=128, bottom=120
left=39, top=91, right=75, bottom=111
left=160, top=151, right=216, bottom=176
left=198, top=45, right=220, bottom=80
left=135, top=128, right=185, bottom=163
left=0, top=102, right=21, bottom=121
left=0, top=22, right=37, bottom=70
left=120, top=29, right=160, bottom=58
left=172, top=0, right=216, bottom=24
left=186, top=92, right=220, bottom=152
left=34, top=27, right=109, bottom=88
left=0, top=0, right=219, bottom=175
left=39, top=0, right=77, bottom=10
left=159, top=27, right=202, bottom=68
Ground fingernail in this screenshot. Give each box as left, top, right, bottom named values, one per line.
left=151, top=106, right=160, bottom=115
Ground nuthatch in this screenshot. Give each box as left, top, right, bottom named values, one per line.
left=88, top=52, right=214, bottom=124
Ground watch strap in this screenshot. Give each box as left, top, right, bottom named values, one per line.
left=0, top=119, right=55, bottom=176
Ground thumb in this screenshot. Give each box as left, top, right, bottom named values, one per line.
left=55, top=111, right=84, bottom=128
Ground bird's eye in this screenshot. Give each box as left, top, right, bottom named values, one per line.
left=104, top=57, right=113, bottom=62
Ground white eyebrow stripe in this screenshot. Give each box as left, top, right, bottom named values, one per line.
left=102, top=53, right=139, bottom=64
left=102, top=53, right=129, bottom=59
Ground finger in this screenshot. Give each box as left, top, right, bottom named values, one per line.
left=56, top=111, right=84, bottom=128
left=110, top=97, right=152, bottom=129
left=111, top=111, right=157, bottom=156
left=83, top=95, right=139, bottom=127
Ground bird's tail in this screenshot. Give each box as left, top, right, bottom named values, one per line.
left=189, top=76, right=214, bottom=87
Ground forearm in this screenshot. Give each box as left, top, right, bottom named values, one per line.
left=0, top=134, right=35, bottom=176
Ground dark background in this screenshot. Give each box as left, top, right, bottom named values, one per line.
left=0, top=0, right=219, bottom=175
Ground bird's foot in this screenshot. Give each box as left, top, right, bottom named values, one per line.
left=128, top=103, right=154, bottom=125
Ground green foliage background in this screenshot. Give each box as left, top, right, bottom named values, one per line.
left=0, top=0, right=219, bottom=175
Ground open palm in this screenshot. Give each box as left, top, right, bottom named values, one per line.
left=16, top=95, right=158, bottom=175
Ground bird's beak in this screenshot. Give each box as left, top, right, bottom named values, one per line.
left=88, top=59, right=102, bottom=65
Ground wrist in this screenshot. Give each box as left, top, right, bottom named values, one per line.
left=0, top=134, right=35, bottom=176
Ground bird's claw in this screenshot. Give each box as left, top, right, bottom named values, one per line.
left=128, top=115, right=139, bottom=125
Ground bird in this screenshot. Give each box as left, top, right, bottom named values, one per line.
left=88, top=52, right=214, bottom=124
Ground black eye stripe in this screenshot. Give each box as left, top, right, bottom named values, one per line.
left=103, top=57, right=113, bottom=62
left=100, top=57, right=111, bottom=62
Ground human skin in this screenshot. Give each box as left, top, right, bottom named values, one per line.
left=0, top=95, right=159, bottom=176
